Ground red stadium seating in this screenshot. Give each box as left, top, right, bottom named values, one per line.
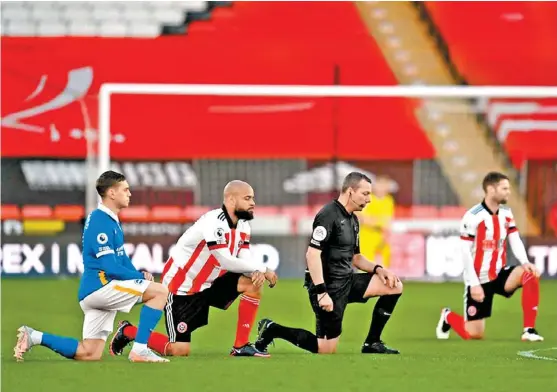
left=426, top=2, right=557, bottom=167
left=425, top=2, right=557, bottom=86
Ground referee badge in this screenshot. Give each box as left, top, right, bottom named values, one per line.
left=312, top=226, right=327, bottom=241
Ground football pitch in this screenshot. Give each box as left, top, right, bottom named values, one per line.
left=2, top=279, right=556, bottom=392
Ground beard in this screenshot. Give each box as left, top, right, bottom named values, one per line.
left=498, top=198, right=508, bottom=205
left=235, top=209, right=254, bottom=221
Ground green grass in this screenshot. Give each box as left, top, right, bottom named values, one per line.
left=2, top=279, right=556, bottom=392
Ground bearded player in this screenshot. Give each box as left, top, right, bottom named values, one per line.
left=436, top=172, right=543, bottom=342
left=109, top=181, right=277, bottom=357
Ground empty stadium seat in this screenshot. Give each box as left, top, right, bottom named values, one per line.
left=1, top=1, right=209, bottom=37
left=1, top=205, right=21, bottom=220
left=150, top=206, right=185, bottom=223
left=21, top=205, right=53, bottom=219
left=120, top=205, right=150, bottom=222
left=54, top=205, right=85, bottom=222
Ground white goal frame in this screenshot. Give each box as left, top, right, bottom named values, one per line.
left=98, top=83, right=557, bottom=176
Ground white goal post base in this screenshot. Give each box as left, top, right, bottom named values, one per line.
left=98, top=83, right=557, bottom=175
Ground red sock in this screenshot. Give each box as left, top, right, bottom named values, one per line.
left=123, top=325, right=170, bottom=355
left=234, top=294, right=260, bottom=348
left=446, top=311, right=471, bottom=340
left=521, top=272, right=539, bottom=329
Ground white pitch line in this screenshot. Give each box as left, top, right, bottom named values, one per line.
left=517, top=347, right=557, bottom=362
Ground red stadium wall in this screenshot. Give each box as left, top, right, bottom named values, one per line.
left=1, top=2, right=434, bottom=160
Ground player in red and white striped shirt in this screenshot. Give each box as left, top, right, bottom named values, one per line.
left=436, top=172, right=544, bottom=342
left=109, top=181, right=278, bottom=357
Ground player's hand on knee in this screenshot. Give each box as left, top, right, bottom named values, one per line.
left=470, top=285, right=485, bottom=303
left=318, top=293, right=334, bottom=312
left=376, top=267, right=398, bottom=288
left=251, top=271, right=265, bottom=288
left=142, top=271, right=154, bottom=281
left=264, top=269, right=278, bottom=288
left=523, top=263, right=540, bottom=279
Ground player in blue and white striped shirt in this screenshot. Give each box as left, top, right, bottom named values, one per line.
left=14, top=171, right=170, bottom=363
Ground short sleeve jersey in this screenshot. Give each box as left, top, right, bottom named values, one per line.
left=308, top=200, right=360, bottom=283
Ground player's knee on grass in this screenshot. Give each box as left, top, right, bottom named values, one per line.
left=166, top=342, right=190, bottom=357
left=465, top=320, right=485, bottom=340
left=317, top=338, right=339, bottom=354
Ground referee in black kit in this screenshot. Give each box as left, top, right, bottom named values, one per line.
left=255, top=172, right=403, bottom=355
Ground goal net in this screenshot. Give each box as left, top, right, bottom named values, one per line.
left=94, top=84, right=557, bottom=278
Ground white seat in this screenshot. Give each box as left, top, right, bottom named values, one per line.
left=68, top=20, right=97, bottom=36
left=1, top=2, right=28, bottom=12
left=2, top=7, right=30, bottom=21
left=152, top=9, right=184, bottom=25
left=26, top=1, right=61, bottom=11
left=91, top=7, right=124, bottom=22
left=148, top=1, right=178, bottom=9
left=5, top=20, right=37, bottom=36
left=127, top=22, right=160, bottom=37
left=61, top=8, right=93, bottom=21
left=37, top=21, right=67, bottom=37
left=29, top=8, right=61, bottom=22
left=57, top=1, right=91, bottom=10
left=123, top=8, right=152, bottom=22
left=98, top=22, right=127, bottom=37
left=173, top=1, right=207, bottom=12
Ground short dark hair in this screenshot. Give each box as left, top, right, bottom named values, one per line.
left=482, top=171, right=509, bottom=192
left=96, top=170, right=126, bottom=198
left=341, top=172, right=372, bottom=193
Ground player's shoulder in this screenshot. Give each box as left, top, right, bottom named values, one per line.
left=461, top=203, right=486, bottom=222
left=199, top=207, right=229, bottom=227
left=86, top=209, right=113, bottom=228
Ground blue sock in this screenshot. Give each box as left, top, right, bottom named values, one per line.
left=135, top=306, right=163, bottom=344
left=41, top=333, right=79, bottom=359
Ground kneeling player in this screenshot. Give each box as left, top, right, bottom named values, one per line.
left=255, top=172, right=403, bottom=355
left=14, top=171, right=169, bottom=363
left=110, top=181, right=278, bottom=357
left=436, top=172, right=543, bottom=342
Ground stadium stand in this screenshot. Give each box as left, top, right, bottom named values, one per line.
left=424, top=1, right=557, bottom=168
left=1, top=1, right=554, bottom=235
left=1, top=1, right=210, bottom=37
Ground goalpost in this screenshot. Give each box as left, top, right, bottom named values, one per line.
left=94, top=83, right=557, bottom=232
left=98, top=83, right=557, bottom=175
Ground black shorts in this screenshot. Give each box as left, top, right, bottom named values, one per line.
left=305, top=272, right=373, bottom=340
left=465, top=265, right=517, bottom=321
left=164, top=272, right=242, bottom=343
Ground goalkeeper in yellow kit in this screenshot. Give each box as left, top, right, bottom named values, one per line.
left=356, top=175, right=394, bottom=268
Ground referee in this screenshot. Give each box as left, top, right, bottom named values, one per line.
left=255, top=172, right=403, bottom=354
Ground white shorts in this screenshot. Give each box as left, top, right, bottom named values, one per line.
left=79, top=279, right=150, bottom=340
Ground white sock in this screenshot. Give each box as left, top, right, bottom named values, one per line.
left=131, top=342, right=148, bottom=352
left=30, top=330, right=43, bottom=345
